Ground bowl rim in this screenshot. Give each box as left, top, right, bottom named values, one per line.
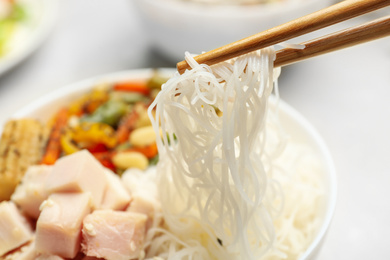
left=11, top=68, right=337, bottom=259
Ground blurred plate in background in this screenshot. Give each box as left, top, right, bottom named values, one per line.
left=0, top=0, right=58, bottom=77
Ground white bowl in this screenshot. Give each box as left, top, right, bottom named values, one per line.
left=272, top=96, right=337, bottom=260
left=132, top=0, right=334, bottom=62
left=10, top=69, right=336, bottom=259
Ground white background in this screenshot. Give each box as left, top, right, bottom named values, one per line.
left=0, top=1, right=389, bottom=259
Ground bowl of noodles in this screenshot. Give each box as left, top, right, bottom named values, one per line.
left=2, top=62, right=336, bottom=259
left=132, top=0, right=334, bottom=61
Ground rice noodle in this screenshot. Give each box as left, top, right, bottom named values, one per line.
left=146, top=48, right=323, bottom=259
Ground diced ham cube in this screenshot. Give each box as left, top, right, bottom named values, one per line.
left=45, top=150, right=107, bottom=208
left=81, top=210, right=147, bottom=260
left=11, top=165, right=53, bottom=219
left=0, top=201, right=33, bottom=256
left=99, top=169, right=131, bottom=211
left=35, top=193, right=92, bottom=259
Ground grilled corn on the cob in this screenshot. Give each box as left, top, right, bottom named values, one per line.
left=0, top=119, right=49, bottom=201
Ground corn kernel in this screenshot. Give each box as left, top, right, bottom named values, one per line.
left=112, top=151, right=148, bottom=170
left=129, top=126, right=156, bottom=148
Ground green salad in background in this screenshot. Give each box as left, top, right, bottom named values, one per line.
left=0, top=0, right=26, bottom=56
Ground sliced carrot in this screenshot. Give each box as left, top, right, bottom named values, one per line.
left=134, top=143, right=158, bottom=159
left=121, top=143, right=158, bottom=159
left=113, top=81, right=150, bottom=95
left=41, top=108, right=69, bottom=165
left=116, top=110, right=139, bottom=144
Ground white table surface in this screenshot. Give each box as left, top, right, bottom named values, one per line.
left=0, top=1, right=389, bottom=259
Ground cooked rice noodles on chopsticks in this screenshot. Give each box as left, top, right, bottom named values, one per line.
left=147, top=47, right=323, bottom=259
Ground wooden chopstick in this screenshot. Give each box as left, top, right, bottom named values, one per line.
left=274, top=16, right=390, bottom=67
left=176, top=0, right=390, bottom=74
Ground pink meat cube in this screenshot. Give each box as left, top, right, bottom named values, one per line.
left=11, top=165, right=53, bottom=219
left=4, top=239, right=70, bottom=260
left=99, top=169, right=131, bottom=211
left=35, top=193, right=92, bottom=259
left=126, top=194, right=161, bottom=230
left=3, top=240, right=38, bottom=260
left=0, top=201, right=33, bottom=256
left=81, top=210, right=147, bottom=260
left=45, top=150, right=107, bottom=208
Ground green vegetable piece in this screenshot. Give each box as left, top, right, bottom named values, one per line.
left=81, top=99, right=127, bottom=127
left=147, top=73, right=169, bottom=90
left=162, top=133, right=177, bottom=146
left=149, top=155, right=159, bottom=166
left=115, top=142, right=132, bottom=151
left=110, top=91, right=146, bottom=104
left=116, top=168, right=125, bottom=177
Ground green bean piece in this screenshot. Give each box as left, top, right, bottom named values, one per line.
left=81, top=100, right=128, bottom=127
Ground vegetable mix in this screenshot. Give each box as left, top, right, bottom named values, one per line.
left=40, top=73, right=168, bottom=174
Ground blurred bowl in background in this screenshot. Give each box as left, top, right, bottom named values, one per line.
left=132, top=0, right=334, bottom=62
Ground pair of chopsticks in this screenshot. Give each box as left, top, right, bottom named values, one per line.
left=177, top=0, right=390, bottom=74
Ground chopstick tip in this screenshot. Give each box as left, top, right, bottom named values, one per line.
left=176, top=60, right=188, bottom=75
